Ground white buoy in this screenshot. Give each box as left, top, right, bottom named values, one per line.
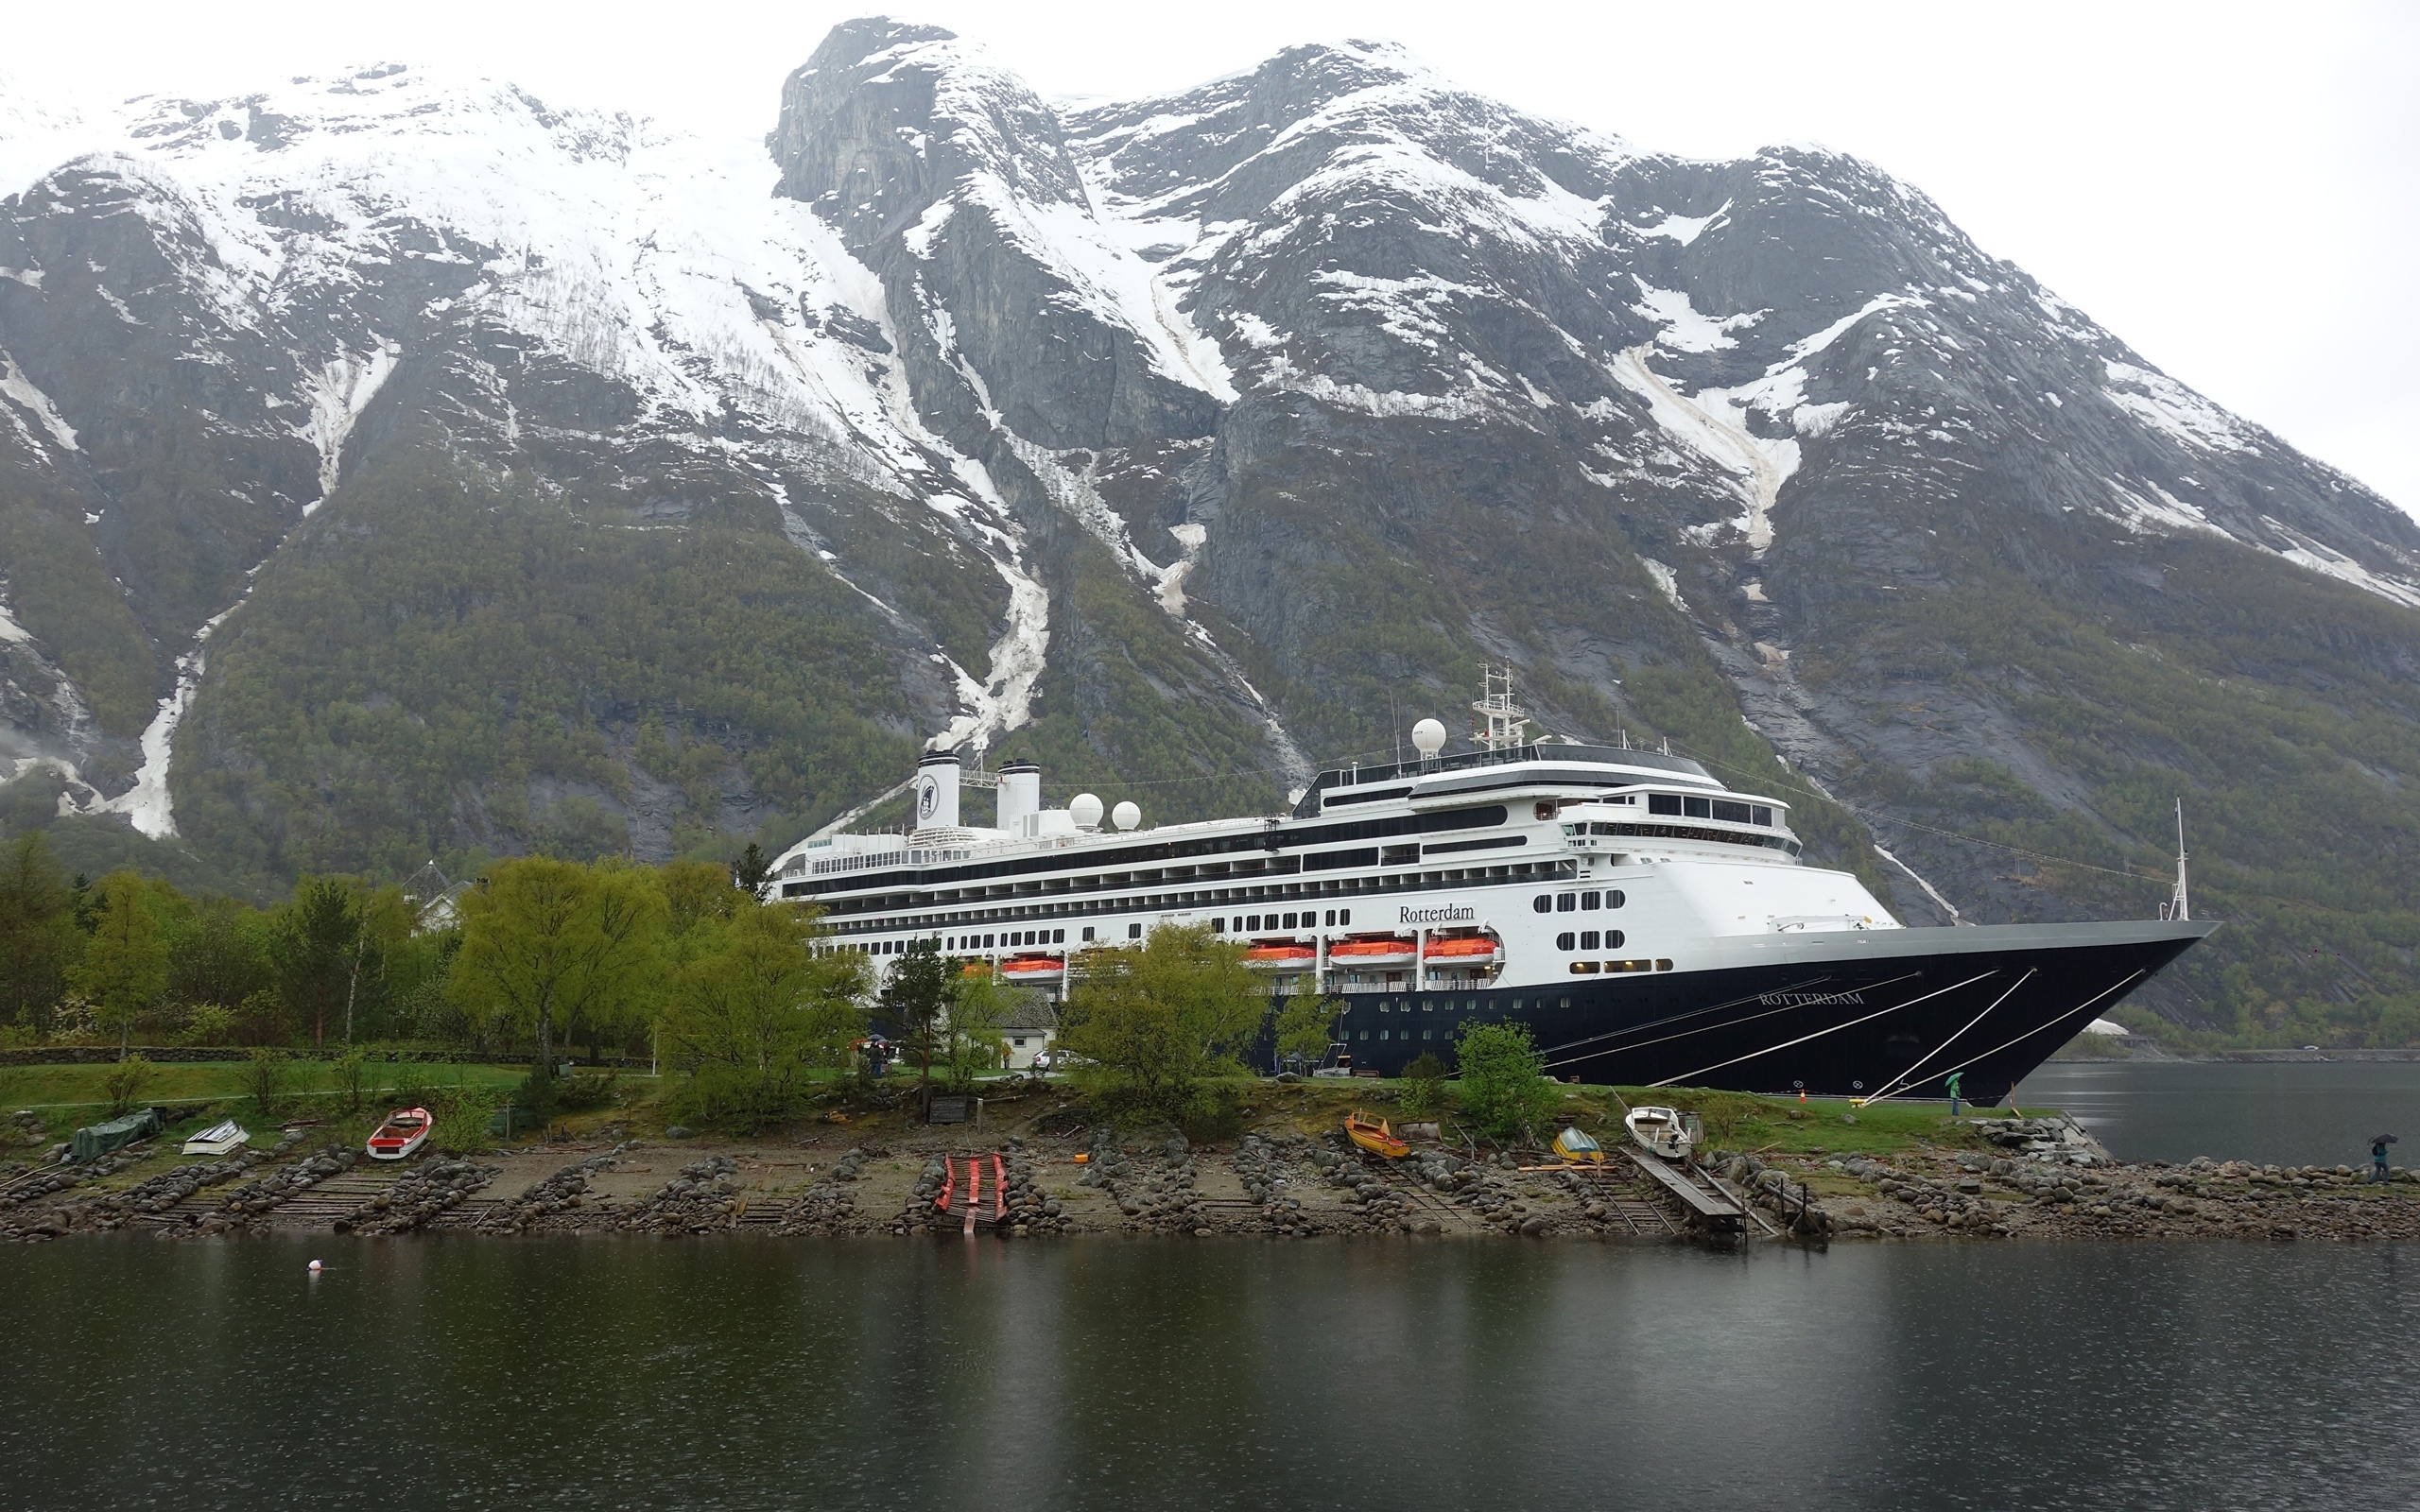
left=308, top=1259, right=323, bottom=1274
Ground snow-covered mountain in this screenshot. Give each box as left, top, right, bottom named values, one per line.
left=4, top=21, right=2417, bottom=1032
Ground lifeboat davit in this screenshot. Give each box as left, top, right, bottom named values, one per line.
left=1328, top=936, right=1418, bottom=968
left=1244, top=942, right=1318, bottom=969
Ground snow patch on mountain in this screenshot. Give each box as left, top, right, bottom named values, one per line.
left=297, top=341, right=394, bottom=507
left=0, top=347, right=78, bottom=452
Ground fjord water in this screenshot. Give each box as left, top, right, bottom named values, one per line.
left=7, top=1234, right=2417, bottom=1510
left=2017, top=1059, right=2420, bottom=1167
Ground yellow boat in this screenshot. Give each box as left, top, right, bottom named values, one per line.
left=1345, top=1110, right=1409, bottom=1159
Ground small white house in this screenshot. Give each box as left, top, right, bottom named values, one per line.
left=999, top=999, right=1060, bottom=1071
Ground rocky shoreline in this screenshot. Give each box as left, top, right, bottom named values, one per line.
left=8, top=1108, right=2417, bottom=1246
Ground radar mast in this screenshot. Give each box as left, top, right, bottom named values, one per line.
left=1472, top=664, right=1530, bottom=752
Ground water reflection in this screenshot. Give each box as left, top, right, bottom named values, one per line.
left=2017, top=1059, right=2420, bottom=1166
left=8, top=1235, right=2416, bottom=1509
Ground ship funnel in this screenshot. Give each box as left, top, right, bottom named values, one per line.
left=997, top=761, right=1041, bottom=834
left=913, top=751, right=960, bottom=832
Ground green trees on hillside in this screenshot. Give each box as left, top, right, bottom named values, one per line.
left=66, top=872, right=169, bottom=1057
left=0, top=833, right=78, bottom=1034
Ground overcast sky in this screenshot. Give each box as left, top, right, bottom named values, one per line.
left=11, top=0, right=2416, bottom=514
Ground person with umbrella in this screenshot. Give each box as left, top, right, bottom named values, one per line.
left=1945, top=1071, right=1964, bottom=1118
left=2370, top=1133, right=2398, bottom=1185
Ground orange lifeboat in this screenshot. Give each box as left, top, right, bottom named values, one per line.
left=1243, top=942, right=1318, bottom=969
left=1000, top=954, right=1065, bottom=979
left=1423, top=935, right=1502, bottom=962
left=1329, top=936, right=1418, bottom=968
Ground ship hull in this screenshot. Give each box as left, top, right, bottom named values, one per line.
left=1323, top=919, right=2213, bottom=1105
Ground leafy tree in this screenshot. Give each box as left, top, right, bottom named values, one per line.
left=663, top=901, right=866, bottom=1130
left=1271, top=986, right=1337, bottom=1071
left=0, top=832, right=78, bottom=1034
left=878, top=941, right=953, bottom=1090
left=1057, top=924, right=1262, bottom=1117
left=450, top=857, right=665, bottom=1108
left=271, top=876, right=361, bottom=1051
left=941, top=969, right=1016, bottom=1092
left=243, top=1047, right=290, bottom=1118
left=66, top=871, right=168, bottom=1057
left=1455, top=1022, right=1561, bottom=1143
left=731, top=842, right=774, bottom=903
left=1398, top=1052, right=1446, bottom=1118
left=164, top=894, right=273, bottom=1022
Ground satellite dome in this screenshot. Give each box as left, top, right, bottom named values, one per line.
left=1112, top=800, right=1142, bottom=832
left=1410, top=717, right=1447, bottom=757
left=1069, top=792, right=1104, bottom=829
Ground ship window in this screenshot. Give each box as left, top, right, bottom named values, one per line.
left=1129, top=923, right=1143, bottom=939
left=984, top=934, right=995, bottom=948
left=1581, top=931, right=1600, bottom=951
left=1571, top=961, right=1600, bottom=974
left=1424, top=1000, right=1434, bottom=1011
left=1052, top=929, right=1064, bottom=944
left=1649, top=794, right=1682, bottom=816
left=1753, top=805, right=1773, bottom=826
left=1284, top=911, right=1299, bottom=929
left=1358, top=1030, right=1369, bottom=1040
left=1656, top=959, right=1674, bottom=971
left=1608, top=930, right=1625, bottom=950
left=1581, top=890, right=1600, bottom=910
left=1556, top=932, right=1576, bottom=951
left=1382, top=844, right=1419, bottom=865
left=1510, top=999, right=1520, bottom=1011
left=1339, top=909, right=1351, bottom=925
left=1323, top=909, right=1336, bottom=926
left=1685, top=796, right=1712, bottom=819
left=1559, top=997, right=1571, bottom=1009
left=1532, top=895, right=1552, bottom=913
left=1556, top=894, right=1577, bottom=913
left=1211, top=918, right=1224, bottom=933
left=1713, top=799, right=1752, bottom=824
left=1424, top=1029, right=1432, bottom=1040
left=1081, top=927, right=1096, bottom=942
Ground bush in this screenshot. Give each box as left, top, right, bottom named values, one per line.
left=556, top=1069, right=622, bottom=1111
left=1455, top=1022, right=1560, bottom=1143
left=669, top=1063, right=809, bottom=1135
left=181, top=1003, right=236, bottom=1046
left=101, top=1054, right=154, bottom=1116
left=1057, top=925, right=1262, bottom=1119
left=1398, top=1053, right=1445, bottom=1118
left=243, top=1048, right=291, bottom=1119
left=333, top=1050, right=370, bottom=1113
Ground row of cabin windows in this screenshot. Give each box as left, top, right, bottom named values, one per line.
left=1352, top=996, right=1577, bottom=1040
left=1647, top=793, right=1774, bottom=826
left=1555, top=930, right=1626, bottom=952
left=1215, top=909, right=1351, bottom=933
left=818, top=858, right=1576, bottom=924
left=1534, top=890, right=1627, bottom=914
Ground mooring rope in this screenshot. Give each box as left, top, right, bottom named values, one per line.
left=1647, top=970, right=1998, bottom=1088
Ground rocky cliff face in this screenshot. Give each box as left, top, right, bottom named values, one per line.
left=3, top=26, right=2417, bottom=1038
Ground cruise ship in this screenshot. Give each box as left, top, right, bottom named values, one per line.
left=772, top=679, right=2212, bottom=1106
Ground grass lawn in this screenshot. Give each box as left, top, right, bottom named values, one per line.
left=0, top=1060, right=533, bottom=1124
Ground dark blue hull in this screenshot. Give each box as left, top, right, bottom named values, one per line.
left=1319, top=919, right=2213, bottom=1105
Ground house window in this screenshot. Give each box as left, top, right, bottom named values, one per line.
left=1012, top=1038, right=1028, bottom=1048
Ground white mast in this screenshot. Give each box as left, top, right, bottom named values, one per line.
left=1472, top=664, right=1530, bottom=752
left=2162, top=799, right=2190, bottom=922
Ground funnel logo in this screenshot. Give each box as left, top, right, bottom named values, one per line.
left=917, top=778, right=938, bottom=822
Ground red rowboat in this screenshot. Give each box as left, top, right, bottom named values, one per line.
left=366, top=1107, right=432, bottom=1161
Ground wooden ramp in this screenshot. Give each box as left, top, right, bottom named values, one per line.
left=1625, top=1150, right=1755, bottom=1232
